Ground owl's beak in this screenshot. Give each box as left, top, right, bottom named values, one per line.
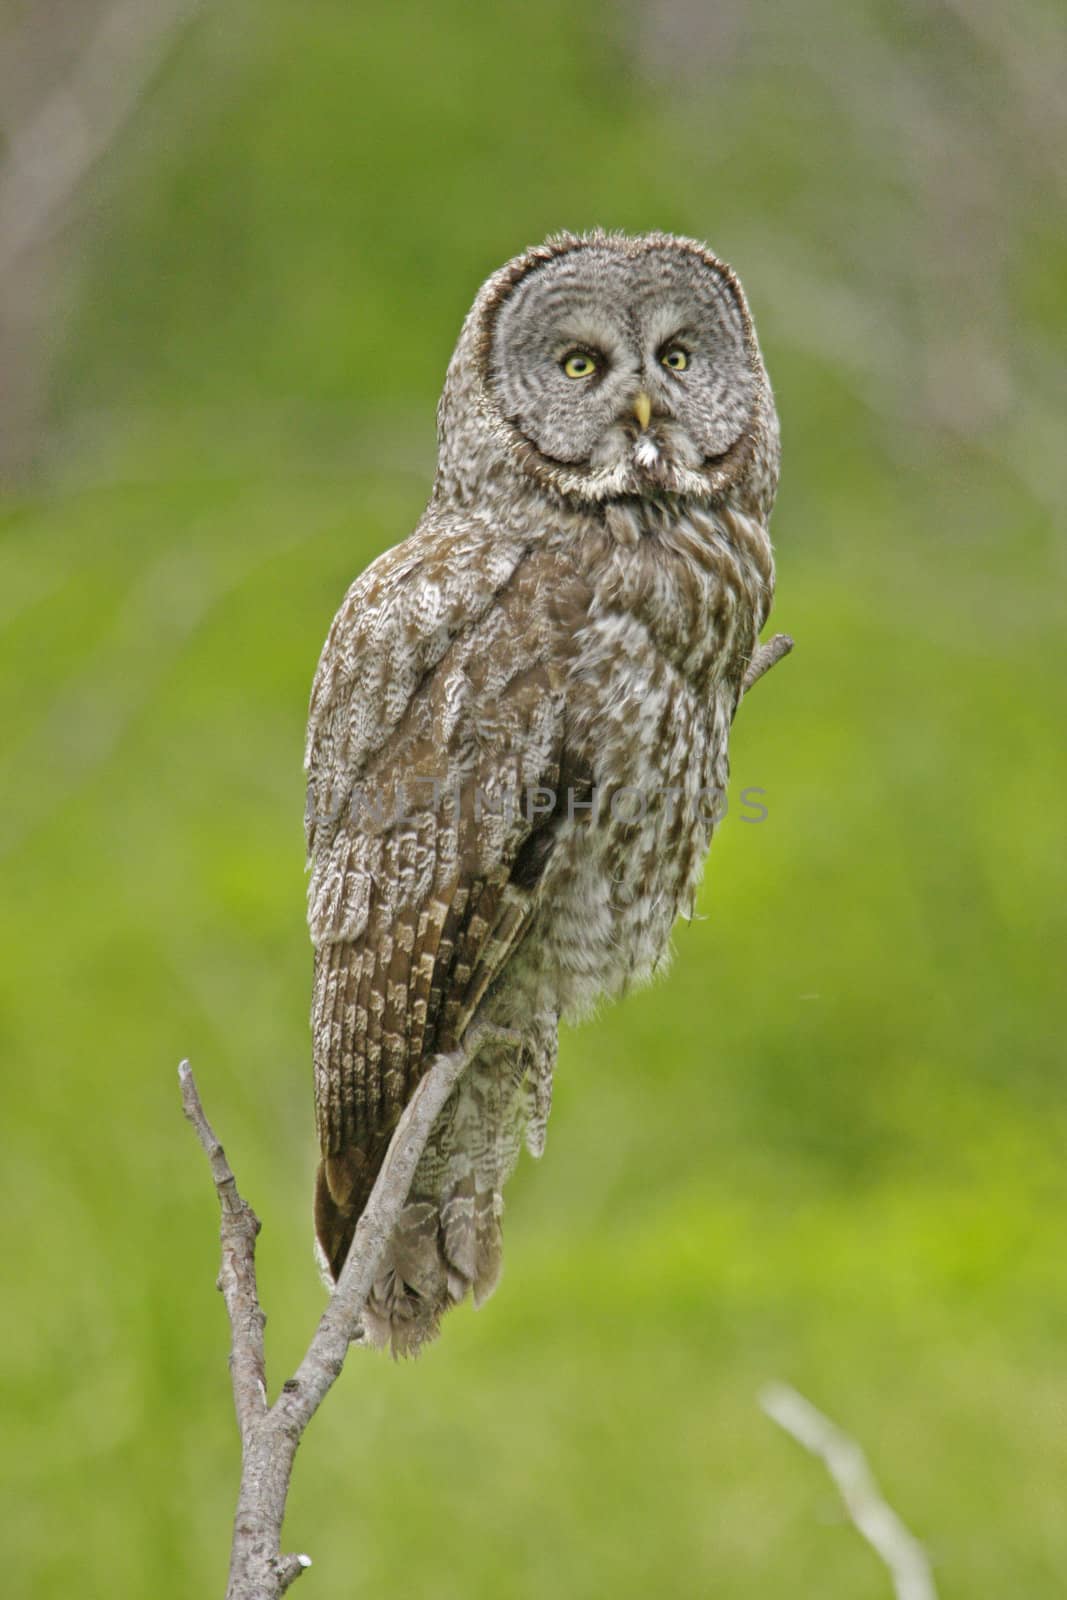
left=632, top=391, right=652, bottom=430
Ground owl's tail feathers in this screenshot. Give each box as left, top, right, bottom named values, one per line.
left=315, top=1028, right=555, bottom=1356
left=313, top=1158, right=503, bottom=1359
left=312, top=1156, right=360, bottom=1285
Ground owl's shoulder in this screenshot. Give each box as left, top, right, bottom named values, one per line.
left=304, top=509, right=550, bottom=854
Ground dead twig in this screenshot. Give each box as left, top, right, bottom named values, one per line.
left=761, top=1382, right=938, bottom=1600
left=0, top=0, right=207, bottom=476
left=179, top=1029, right=499, bottom=1597
left=742, top=632, right=794, bottom=695
left=180, top=1065, right=267, bottom=1444
left=0, top=0, right=206, bottom=280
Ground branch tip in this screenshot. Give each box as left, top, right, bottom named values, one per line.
left=742, top=631, right=794, bottom=695
left=760, top=1381, right=937, bottom=1600
left=275, top=1551, right=313, bottom=1588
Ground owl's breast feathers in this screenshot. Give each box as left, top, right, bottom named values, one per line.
left=516, top=498, right=774, bottom=1017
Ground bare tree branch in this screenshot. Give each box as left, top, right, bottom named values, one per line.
left=0, top=0, right=205, bottom=279
left=0, top=0, right=206, bottom=477
left=179, top=1024, right=513, bottom=1598
left=761, top=1382, right=938, bottom=1600
left=179, top=1062, right=267, bottom=1443
left=742, top=632, right=794, bottom=696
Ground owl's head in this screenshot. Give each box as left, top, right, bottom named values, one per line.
left=438, top=231, right=777, bottom=513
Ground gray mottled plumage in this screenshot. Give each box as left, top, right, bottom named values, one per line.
left=305, top=230, right=779, bottom=1353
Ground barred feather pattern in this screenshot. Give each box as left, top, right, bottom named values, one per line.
left=305, top=231, right=779, bottom=1353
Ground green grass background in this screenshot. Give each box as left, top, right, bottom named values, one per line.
left=2, top=2, right=1065, bottom=1594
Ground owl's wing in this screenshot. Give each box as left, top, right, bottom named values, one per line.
left=305, top=518, right=565, bottom=1256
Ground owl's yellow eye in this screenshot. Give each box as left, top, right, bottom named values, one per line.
left=562, top=351, right=597, bottom=379
left=661, top=347, right=688, bottom=372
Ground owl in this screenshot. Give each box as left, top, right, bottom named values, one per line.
left=305, top=230, right=779, bottom=1354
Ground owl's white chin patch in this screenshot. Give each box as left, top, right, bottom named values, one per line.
left=563, top=419, right=715, bottom=502
left=628, top=422, right=709, bottom=493
left=590, top=418, right=705, bottom=482
left=628, top=433, right=690, bottom=492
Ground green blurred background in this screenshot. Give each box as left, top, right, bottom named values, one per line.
left=2, top=2, right=1065, bottom=1594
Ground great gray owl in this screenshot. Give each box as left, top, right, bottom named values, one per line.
left=305, top=230, right=779, bottom=1353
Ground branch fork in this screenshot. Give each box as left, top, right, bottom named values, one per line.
left=180, top=1035, right=489, bottom=1597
